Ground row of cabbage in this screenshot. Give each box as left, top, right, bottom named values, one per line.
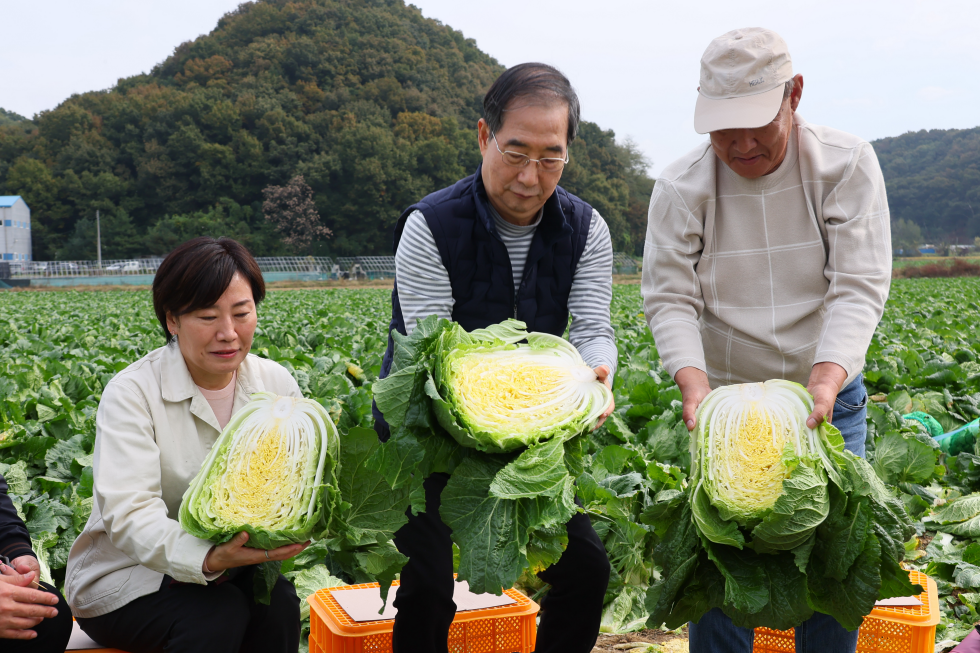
left=2, top=280, right=980, bottom=650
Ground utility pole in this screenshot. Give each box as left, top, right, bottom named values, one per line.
left=96, top=210, right=102, bottom=270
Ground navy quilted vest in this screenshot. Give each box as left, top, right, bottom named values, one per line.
left=373, top=165, right=593, bottom=438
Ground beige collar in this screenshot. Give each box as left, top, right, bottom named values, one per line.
left=159, top=344, right=262, bottom=433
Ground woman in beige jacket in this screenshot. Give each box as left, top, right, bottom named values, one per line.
left=66, top=237, right=309, bottom=653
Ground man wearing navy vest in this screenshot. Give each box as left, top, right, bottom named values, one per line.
left=374, top=63, right=617, bottom=653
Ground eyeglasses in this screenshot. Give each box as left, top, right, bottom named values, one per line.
left=491, top=133, right=568, bottom=172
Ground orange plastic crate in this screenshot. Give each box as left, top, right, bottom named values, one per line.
left=308, top=580, right=539, bottom=653
left=753, top=570, right=939, bottom=653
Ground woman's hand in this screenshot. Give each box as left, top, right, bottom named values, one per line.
left=203, top=532, right=310, bottom=574
left=592, top=365, right=615, bottom=430
left=0, top=566, right=59, bottom=640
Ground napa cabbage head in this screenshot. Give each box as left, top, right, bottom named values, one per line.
left=647, top=379, right=922, bottom=632
left=427, top=320, right=613, bottom=453
left=179, top=392, right=341, bottom=549
left=690, top=380, right=838, bottom=551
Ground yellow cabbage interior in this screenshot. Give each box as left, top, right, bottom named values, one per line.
left=210, top=421, right=308, bottom=529
left=709, top=402, right=790, bottom=515
left=451, top=353, right=579, bottom=431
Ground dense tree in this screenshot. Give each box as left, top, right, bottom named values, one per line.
left=263, top=175, right=332, bottom=252
left=561, top=124, right=653, bottom=255
left=0, top=108, right=27, bottom=127
left=57, top=209, right=142, bottom=261
left=145, top=199, right=283, bottom=256
left=873, top=126, right=980, bottom=242
left=0, top=0, right=653, bottom=259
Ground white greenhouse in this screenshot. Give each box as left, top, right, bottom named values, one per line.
left=0, top=196, right=32, bottom=263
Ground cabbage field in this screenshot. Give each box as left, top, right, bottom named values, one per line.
left=1, top=279, right=980, bottom=650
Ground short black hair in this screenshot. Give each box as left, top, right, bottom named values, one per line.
left=483, top=63, right=581, bottom=144
left=152, top=237, right=265, bottom=343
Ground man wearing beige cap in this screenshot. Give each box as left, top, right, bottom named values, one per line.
left=641, top=27, right=891, bottom=652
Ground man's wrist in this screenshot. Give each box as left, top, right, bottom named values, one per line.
left=675, top=366, right=709, bottom=387
left=809, top=361, right=848, bottom=390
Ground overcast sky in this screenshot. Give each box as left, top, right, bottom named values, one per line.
left=2, top=0, right=977, bottom=175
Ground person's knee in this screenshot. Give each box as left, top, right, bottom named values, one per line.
left=270, top=575, right=300, bottom=621
left=50, top=593, right=74, bottom=640
left=577, top=541, right=612, bottom=593
left=546, top=518, right=611, bottom=595
left=573, top=517, right=611, bottom=579
left=214, top=585, right=252, bottom=620
left=180, top=586, right=252, bottom=647
left=394, top=557, right=455, bottom=616
left=33, top=583, right=73, bottom=649
left=397, top=564, right=455, bottom=600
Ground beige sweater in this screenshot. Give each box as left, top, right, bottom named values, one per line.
left=641, top=115, right=891, bottom=388
left=65, top=345, right=300, bottom=618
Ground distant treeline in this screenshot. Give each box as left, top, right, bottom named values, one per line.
left=872, top=126, right=980, bottom=242
left=0, top=0, right=652, bottom=260
left=0, top=108, right=28, bottom=128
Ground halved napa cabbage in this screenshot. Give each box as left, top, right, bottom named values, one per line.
left=693, top=379, right=833, bottom=529
left=370, top=317, right=607, bottom=594
left=179, top=392, right=340, bottom=549
left=645, top=378, right=921, bottom=632
left=430, top=321, right=613, bottom=453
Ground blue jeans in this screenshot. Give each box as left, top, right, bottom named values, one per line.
left=688, top=375, right=868, bottom=653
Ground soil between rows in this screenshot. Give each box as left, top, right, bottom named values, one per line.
left=593, top=628, right=689, bottom=652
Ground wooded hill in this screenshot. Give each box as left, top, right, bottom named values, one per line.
left=0, top=109, right=28, bottom=127
left=0, top=0, right=653, bottom=260
left=872, top=126, right=980, bottom=242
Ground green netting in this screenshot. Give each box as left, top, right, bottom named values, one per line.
left=905, top=411, right=980, bottom=456
left=903, top=411, right=945, bottom=438
left=936, top=418, right=980, bottom=456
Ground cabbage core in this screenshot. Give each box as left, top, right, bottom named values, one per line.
left=696, top=380, right=814, bottom=525
left=432, top=327, right=613, bottom=452
left=449, top=346, right=602, bottom=436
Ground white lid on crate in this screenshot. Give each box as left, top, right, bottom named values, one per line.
left=331, top=579, right=516, bottom=622
left=874, top=596, right=923, bottom=607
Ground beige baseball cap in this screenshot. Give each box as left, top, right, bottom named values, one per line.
left=693, top=27, right=793, bottom=134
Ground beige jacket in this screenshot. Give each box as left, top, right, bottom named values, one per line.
left=642, top=115, right=891, bottom=388
left=65, top=344, right=300, bottom=618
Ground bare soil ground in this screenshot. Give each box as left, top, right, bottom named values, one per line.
left=0, top=283, right=147, bottom=292
left=0, top=278, right=399, bottom=292
left=1, top=274, right=645, bottom=293
left=612, top=274, right=641, bottom=285
left=593, top=628, right=688, bottom=652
